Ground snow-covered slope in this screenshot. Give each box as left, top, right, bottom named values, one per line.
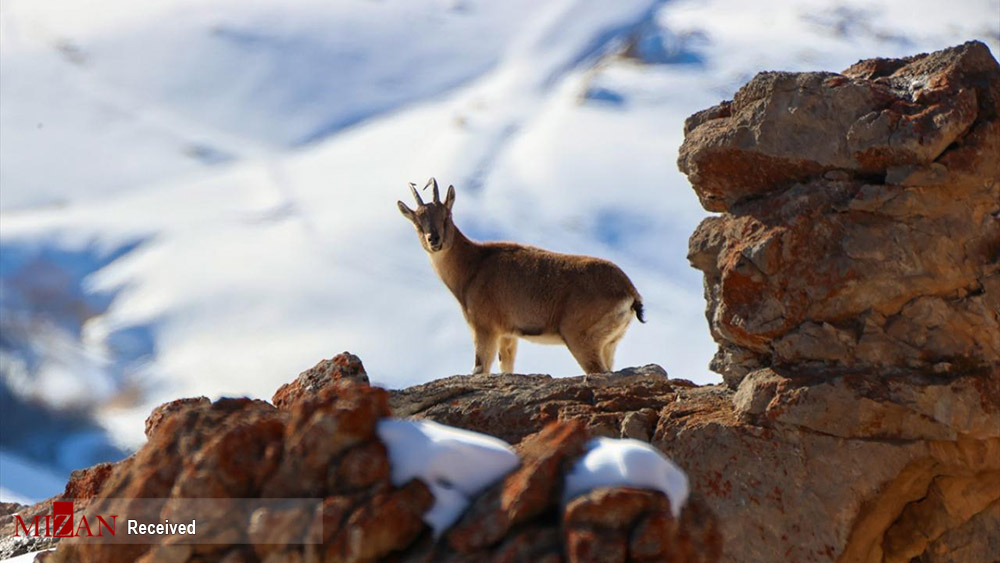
left=0, top=0, right=546, bottom=209
left=2, top=0, right=997, bottom=502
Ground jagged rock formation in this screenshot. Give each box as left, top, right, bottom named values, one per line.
left=390, top=364, right=678, bottom=444
left=679, top=40, right=999, bottom=386
left=390, top=370, right=999, bottom=561
left=272, top=352, right=370, bottom=410
left=671, top=40, right=1000, bottom=562
left=3, top=355, right=719, bottom=562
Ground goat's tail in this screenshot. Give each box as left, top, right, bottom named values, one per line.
left=632, top=298, right=646, bottom=323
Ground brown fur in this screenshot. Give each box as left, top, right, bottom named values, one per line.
left=399, top=179, right=644, bottom=375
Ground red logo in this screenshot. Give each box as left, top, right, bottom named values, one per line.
left=14, top=501, right=117, bottom=538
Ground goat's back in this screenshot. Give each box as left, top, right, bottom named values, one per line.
left=462, top=243, right=639, bottom=333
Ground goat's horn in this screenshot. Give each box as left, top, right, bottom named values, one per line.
left=431, top=177, right=441, bottom=203
left=409, top=182, right=423, bottom=206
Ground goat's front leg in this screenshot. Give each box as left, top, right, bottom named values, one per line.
left=499, top=335, right=517, bottom=373
left=472, top=328, right=499, bottom=375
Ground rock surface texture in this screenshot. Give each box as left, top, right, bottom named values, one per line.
left=3, top=355, right=719, bottom=562
left=679, top=40, right=1000, bottom=385
left=672, top=40, right=1000, bottom=562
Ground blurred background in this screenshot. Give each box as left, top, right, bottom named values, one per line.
left=1, top=0, right=997, bottom=507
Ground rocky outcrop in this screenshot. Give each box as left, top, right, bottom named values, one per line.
left=390, top=365, right=678, bottom=444
left=388, top=368, right=999, bottom=561
left=680, top=40, right=999, bottom=386
left=657, top=375, right=999, bottom=563
left=7, top=354, right=718, bottom=562
left=669, top=40, right=1000, bottom=562
left=272, top=352, right=370, bottom=410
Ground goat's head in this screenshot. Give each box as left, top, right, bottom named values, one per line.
left=398, top=177, right=456, bottom=253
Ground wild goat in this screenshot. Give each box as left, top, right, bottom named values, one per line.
left=398, top=178, right=645, bottom=375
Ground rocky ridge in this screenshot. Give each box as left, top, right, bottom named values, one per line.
left=1, top=355, right=720, bottom=562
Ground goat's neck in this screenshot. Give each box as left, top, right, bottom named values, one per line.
left=429, top=224, right=481, bottom=302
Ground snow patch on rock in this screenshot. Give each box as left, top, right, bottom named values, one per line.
left=376, top=418, right=520, bottom=535
left=564, top=437, right=689, bottom=517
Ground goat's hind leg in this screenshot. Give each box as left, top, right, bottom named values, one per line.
left=600, top=317, right=631, bottom=372
left=562, top=329, right=608, bottom=375
left=601, top=337, right=622, bottom=372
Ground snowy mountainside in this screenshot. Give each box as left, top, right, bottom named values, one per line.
left=1, top=0, right=997, bottom=503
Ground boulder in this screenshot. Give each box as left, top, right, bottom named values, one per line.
left=669, top=40, right=1000, bottom=561
left=679, top=41, right=1000, bottom=385
left=272, top=352, right=370, bottom=410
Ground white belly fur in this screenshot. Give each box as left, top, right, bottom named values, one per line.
left=514, top=299, right=634, bottom=346
left=518, top=333, right=565, bottom=345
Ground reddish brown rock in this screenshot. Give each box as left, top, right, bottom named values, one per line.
left=328, top=440, right=391, bottom=493
left=40, top=380, right=411, bottom=563
left=668, top=43, right=999, bottom=560
left=0, top=503, right=23, bottom=521
left=391, top=366, right=675, bottom=444
left=1, top=458, right=134, bottom=559
left=446, top=420, right=590, bottom=553
left=272, top=352, right=369, bottom=410
left=246, top=502, right=316, bottom=560
left=671, top=494, right=724, bottom=563
left=28, top=360, right=988, bottom=563
left=325, top=479, right=434, bottom=562
left=734, top=368, right=999, bottom=440
left=22, top=361, right=717, bottom=563
left=144, top=396, right=210, bottom=439
left=680, top=41, right=1000, bottom=386
left=678, top=41, right=996, bottom=212
left=261, top=383, right=390, bottom=498
left=564, top=488, right=671, bottom=530
left=565, top=527, right=628, bottom=563
left=630, top=511, right=674, bottom=560
left=563, top=488, right=720, bottom=563
left=61, top=462, right=119, bottom=502
left=489, top=527, right=563, bottom=563
left=651, top=381, right=1000, bottom=563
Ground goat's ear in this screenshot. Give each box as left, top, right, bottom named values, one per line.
left=444, top=185, right=456, bottom=211
left=398, top=201, right=417, bottom=224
